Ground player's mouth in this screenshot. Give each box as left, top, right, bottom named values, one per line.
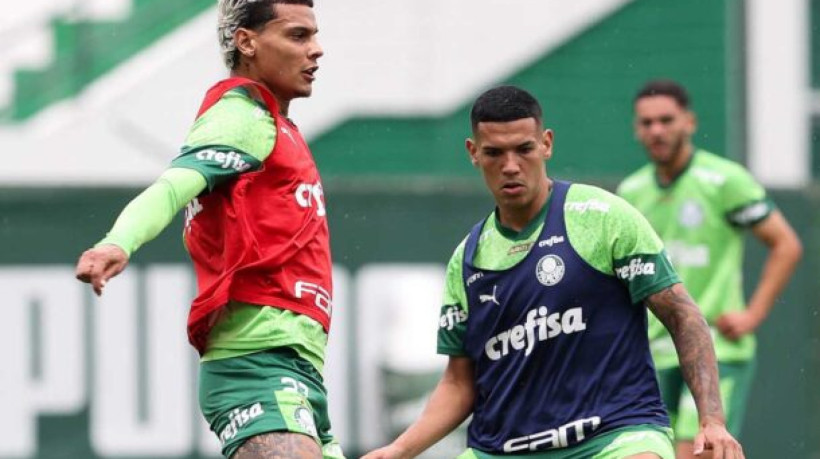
left=302, top=66, right=318, bottom=82
left=501, top=182, right=525, bottom=196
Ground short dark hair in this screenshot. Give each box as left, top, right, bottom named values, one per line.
left=634, top=79, right=690, bottom=109
left=218, top=0, right=315, bottom=69
left=470, top=85, right=543, bottom=132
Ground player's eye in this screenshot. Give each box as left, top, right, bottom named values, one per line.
left=517, top=144, right=535, bottom=154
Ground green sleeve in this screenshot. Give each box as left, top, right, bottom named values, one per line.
left=565, top=185, right=679, bottom=303
left=437, top=240, right=470, bottom=356
left=609, top=200, right=680, bottom=303
left=170, top=88, right=275, bottom=191
left=720, top=164, right=774, bottom=227
left=96, top=168, right=206, bottom=256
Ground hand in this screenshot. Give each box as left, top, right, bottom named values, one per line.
left=693, top=421, right=744, bottom=458
left=360, top=444, right=410, bottom=459
left=75, top=244, right=129, bottom=296
left=715, top=310, right=762, bottom=341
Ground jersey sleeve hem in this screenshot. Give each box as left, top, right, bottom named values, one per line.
left=437, top=347, right=467, bottom=356
left=630, top=276, right=681, bottom=304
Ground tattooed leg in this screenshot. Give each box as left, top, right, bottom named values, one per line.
left=232, top=431, right=322, bottom=459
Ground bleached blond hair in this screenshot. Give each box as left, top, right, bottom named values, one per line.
left=216, top=0, right=314, bottom=69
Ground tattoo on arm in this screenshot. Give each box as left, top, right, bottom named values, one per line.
left=646, top=284, right=724, bottom=423
left=232, top=432, right=322, bottom=459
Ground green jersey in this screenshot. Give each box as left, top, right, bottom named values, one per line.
left=438, top=183, right=680, bottom=355
left=617, top=149, right=773, bottom=368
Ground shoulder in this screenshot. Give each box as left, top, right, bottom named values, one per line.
left=448, top=236, right=468, bottom=267
left=565, top=183, right=656, bottom=246
left=689, top=149, right=757, bottom=187
left=565, top=183, right=641, bottom=220
left=202, top=88, right=272, bottom=126
left=616, top=164, right=655, bottom=197
left=185, top=88, right=276, bottom=161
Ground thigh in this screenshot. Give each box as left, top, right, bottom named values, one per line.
left=199, top=348, right=340, bottom=458
left=592, top=426, right=675, bottom=459
left=675, top=359, right=755, bottom=440
left=655, top=366, right=685, bottom=418
left=719, top=359, right=755, bottom=437
left=232, top=431, right=321, bottom=459
left=459, top=425, right=674, bottom=459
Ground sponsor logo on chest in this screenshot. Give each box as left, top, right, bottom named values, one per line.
left=484, top=306, right=587, bottom=360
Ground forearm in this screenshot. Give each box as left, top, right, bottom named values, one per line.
left=648, top=284, right=724, bottom=425
left=391, top=361, right=475, bottom=457
left=98, top=168, right=206, bottom=256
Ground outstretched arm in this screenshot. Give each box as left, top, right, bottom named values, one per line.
left=75, top=168, right=206, bottom=295
left=717, top=210, right=803, bottom=339
left=361, top=356, right=475, bottom=459
left=646, top=283, right=744, bottom=458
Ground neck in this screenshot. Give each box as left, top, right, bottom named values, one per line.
left=656, top=142, right=693, bottom=185
left=232, top=70, right=290, bottom=116
left=498, top=178, right=552, bottom=232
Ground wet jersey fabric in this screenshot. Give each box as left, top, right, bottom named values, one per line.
left=617, top=149, right=773, bottom=368
left=178, top=78, right=333, bottom=357
left=439, top=181, right=678, bottom=454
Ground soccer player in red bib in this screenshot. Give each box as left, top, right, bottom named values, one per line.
left=75, top=1, right=344, bottom=457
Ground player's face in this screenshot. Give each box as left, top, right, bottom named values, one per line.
left=467, top=118, right=553, bottom=213
left=633, top=95, right=695, bottom=166
left=246, top=4, right=323, bottom=103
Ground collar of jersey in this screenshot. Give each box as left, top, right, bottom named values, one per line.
left=655, top=147, right=699, bottom=189
left=491, top=192, right=552, bottom=241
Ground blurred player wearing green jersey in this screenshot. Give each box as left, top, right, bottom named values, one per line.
left=617, top=80, right=802, bottom=459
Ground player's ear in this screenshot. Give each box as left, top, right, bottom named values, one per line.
left=466, top=138, right=479, bottom=167
left=686, top=110, right=698, bottom=136
left=542, top=129, right=554, bottom=161
left=234, top=28, right=257, bottom=61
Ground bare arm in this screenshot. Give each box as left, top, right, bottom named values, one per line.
left=362, top=356, right=475, bottom=459
left=647, top=284, right=743, bottom=457
left=717, top=210, right=803, bottom=339
left=647, top=284, right=723, bottom=425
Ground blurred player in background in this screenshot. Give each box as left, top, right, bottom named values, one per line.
left=617, top=79, right=802, bottom=459
left=75, top=1, right=345, bottom=457
left=363, top=86, right=744, bottom=459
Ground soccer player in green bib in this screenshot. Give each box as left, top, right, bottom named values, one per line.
left=617, top=80, right=803, bottom=459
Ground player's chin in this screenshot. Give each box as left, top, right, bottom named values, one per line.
left=294, top=83, right=314, bottom=98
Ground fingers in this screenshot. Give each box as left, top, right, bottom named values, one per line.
left=697, top=428, right=745, bottom=459
left=75, top=246, right=128, bottom=296
left=711, top=441, right=724, bottom=459
left=693, top=432, right=705, bottom=455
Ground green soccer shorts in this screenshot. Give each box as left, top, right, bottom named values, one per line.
left=198, top=347, right=345, bottom=458
left=456, top=424, right=674, bottom=459
left=656, top=359, right=755, bottom=441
